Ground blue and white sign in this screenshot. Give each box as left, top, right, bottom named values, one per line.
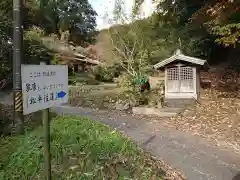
left=21, top=65, right=68, bottom=115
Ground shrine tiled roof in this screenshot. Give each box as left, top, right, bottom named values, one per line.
left=154, top=49, right=206, bottom=69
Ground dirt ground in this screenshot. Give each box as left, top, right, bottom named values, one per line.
left=164, top=89, right=240, bottom=153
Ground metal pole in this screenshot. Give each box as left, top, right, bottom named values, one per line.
left=40, top=61, right=52, bottom=180
left=13, top=0, right=24, bottom=134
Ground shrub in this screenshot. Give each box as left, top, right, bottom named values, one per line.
left=52, top=54, right=61, bottom=65
left=24, top=26, right=54, bottom=65
left=69, top=72, right=100, bottom=86
left=116, top=74, right=135, bottom=92
left=117, top=90, right=139, bottom=107
left=147, top=81, right=165, bottom=108
left=116, top=76, right=165, bottom=108
left=0, top=103, right=47, bottom=135
left=147, top=89, right=165, bottom=108
left=93, top=64, right=122, bottom=82
left=116, top=89, right=150, bottom=107
left=0, top=104, right=13, bottom=135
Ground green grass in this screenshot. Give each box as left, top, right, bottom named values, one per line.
left=0, top=116, right=165, bottom=180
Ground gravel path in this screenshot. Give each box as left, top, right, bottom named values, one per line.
left=52, top=105, right=240, bottom=180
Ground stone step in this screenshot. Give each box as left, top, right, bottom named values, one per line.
left=132, top=106, right=182, bottom=117
left=158, top=107, right=183, bottom=113
left=165, top=98, right=196, bottom=108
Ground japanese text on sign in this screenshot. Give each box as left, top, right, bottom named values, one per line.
left=28, top=70, right=56, bottom=78
left=21, top=65, right=68, bottom=115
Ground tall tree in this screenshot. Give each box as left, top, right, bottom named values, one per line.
left=0, top=0, right=14, bottom=83
left=38, top=0, right=98, bottom=46
left=191, top=0, right=240, bottom=47
left=135, top=0, right=240, bottom=48
left=0, top=0, right=54, bottom=88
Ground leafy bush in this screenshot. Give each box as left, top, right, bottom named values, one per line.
left=147, top=80, right=165, bottom=108
left=0, top=26, right=12, bottom=81
left=116, top=74, right=135, bottom=92
left=147, top=89, right=165, bottom=108
left=0, top=25, right=54, bottom=90
left=0, top=104, right=13, bottom=135
left=93, top=66, right=114, bottom=82
left=93, top=63, right=122, bottom=82
left=68, top=78, right=76, bottom=85
left=116, top=89, right=150, bottom=107
left=117, top=90, right=139, bottom=107
left=116, top=75, right=165, bottom=108
left=24, top=26, right=54, bottom=65
left=69, top=73, right=100, bottom=85
left=0, top=103, right=53, bottom=135
left=52, top=54, right=61, bottom=65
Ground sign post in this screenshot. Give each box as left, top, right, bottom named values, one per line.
left=42, top=106, right=51, bottom=179
left=40, top=62, right=51, bottom=180
left=21, top=64, right=68, bottom=180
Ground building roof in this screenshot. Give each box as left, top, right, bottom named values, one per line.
left=75, top=57, right=100, bottom=65
left=42, top=37, right=100, bottom=65
left=74, top=53, right=86, bottom=58
left=73, top=53, right=100, bottom=65
left=154, top=49, right=206, bottom=69
left=59, top=55, right=100, bottom=65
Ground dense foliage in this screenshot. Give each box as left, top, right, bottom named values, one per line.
left=38, top=0, right=97, bottom=46
left=102, top=0, right=239, bottom=62
left=135, top=0, right=240, bottom=50
left=0, top=0, right=97, bottom=88
left=93, top=0, right=239, bottom=85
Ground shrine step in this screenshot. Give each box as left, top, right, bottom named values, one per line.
left=164, top=98, right=196, bottom=108
left=132, top=106, right=183, bottom=117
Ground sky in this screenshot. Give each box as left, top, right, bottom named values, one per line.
left=89, top=0, right=155, bottom=30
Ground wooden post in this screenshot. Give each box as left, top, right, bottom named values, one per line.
left=42, top=108, right=51, bottom=180
left=40, top=61, right=51, bottom=180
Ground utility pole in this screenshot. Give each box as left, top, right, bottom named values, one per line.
left=13, top=0, right=24, bottom=134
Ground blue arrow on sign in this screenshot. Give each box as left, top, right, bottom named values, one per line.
left=57, top=91, right=66, bottom=98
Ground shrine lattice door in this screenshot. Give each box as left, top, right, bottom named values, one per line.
left=167, top=66, right=194, bottom=93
